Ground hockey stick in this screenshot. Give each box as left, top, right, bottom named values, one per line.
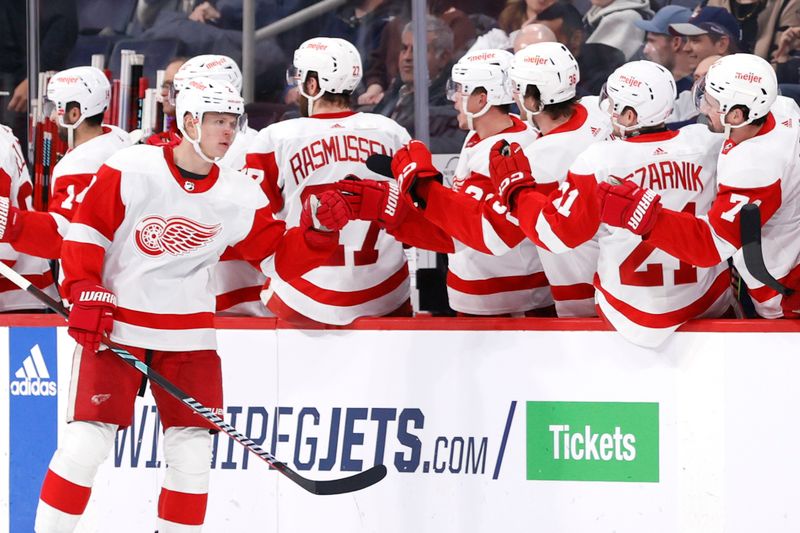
left=739, top=203, right=794, bottom=297
left=0, top=263, right=387, bottom=495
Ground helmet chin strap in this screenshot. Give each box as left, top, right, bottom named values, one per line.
left=516, top=94, right=543, bottom=127
left=182, top=114, right=221, bottom=164
left=58, top=114, right=86, bottom=150
left=462, top=98, right=492, bottom=131
left=299, top=84, right=324, bottom=117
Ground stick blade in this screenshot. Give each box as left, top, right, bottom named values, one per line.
left=285, top=464, right=388, bottom=495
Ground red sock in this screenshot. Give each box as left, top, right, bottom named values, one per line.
left=39, top=469, right=92, bottom=515
left=158, top=488, right=208, bottom=526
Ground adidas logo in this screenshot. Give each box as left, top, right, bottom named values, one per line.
left=653, top=147, right=667, bottom=156
left=10, top=344, right=57, bottom=396
left=590, top=127, right=600, bottom=136
left=331, top=123, right=345, bottom=129
left=783, top=119, right=792, bottom=128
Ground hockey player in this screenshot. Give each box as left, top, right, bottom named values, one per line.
left=171, top=54, right=267, bottom=316
left=354, top=44, right=609, bottom=316
left=489, top=60, right=732, bottom=347
left=598, top=54, right=800, bottom=319
left=1, top=66, right=131, bottom=261
left=33, top=78, right=345, bottom=532
left=243, top=38, right=418, bottom=326
left=0, top=125, right=60, bottom=309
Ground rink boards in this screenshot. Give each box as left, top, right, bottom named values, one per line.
left=1, top=317, right=799, bottom=532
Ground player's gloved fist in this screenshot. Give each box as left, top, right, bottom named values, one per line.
left=68, top=282, right=116, bottom=355
left=301, top=192, right=349, bottom=233
left=391, top=140, right=442, bottom=207
left=0, top=197, right=21, bottom=242
left=337, top=176, right=408, bottom=230
left=488, top=140, right=536, bottom=209
left=597, top=179, right=662, bottom=236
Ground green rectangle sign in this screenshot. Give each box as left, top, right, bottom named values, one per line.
left=526, top=401, right=659, bottom=482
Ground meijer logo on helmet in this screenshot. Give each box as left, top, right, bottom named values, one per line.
left=620, top=75, right=643, bottom=87
left=308, top=43, right=328, bottom=51
left=524, top=56, right=549, bottom=65
left=205, top=58, right=227, bottom=69
left=734, top=72, right=762, bottom=83
left=469, top=52, right=496, bottom=61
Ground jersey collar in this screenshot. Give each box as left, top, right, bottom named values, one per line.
left=721, top=112, right=775, bottom=154
left=624, top=129, right=680, bottom=143
left=163, top=146, right=220, bottom=194
left=465, top=115, right=529, bottom=148
left=310, top=111, right=358, bottom=119
left=545, top=103, right=588, bottom=136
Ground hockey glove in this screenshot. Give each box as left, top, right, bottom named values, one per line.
left=391, top=140, right=442, bottom=207
left=68, top=282, right=116, bottom=355
left=598, top=179, right=662, bottom=236
left=337, top=176, right=408, bottom=230
left=0, top=197, right=20, bottom=242
left=300, top=191, right=348, bottom=248
left=488, top=140, right=537, bottom=210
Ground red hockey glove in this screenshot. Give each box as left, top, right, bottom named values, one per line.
left=336, top=176, right=408, bottom=230
left=0, top=197, right=21, bottom=242
left=488, top=140, right=536, bottom=210
left=598, top=179, right=662, bottom=236
left=391, top=140, right=442, bottom=207
left=68, top=282, right=116, bottom=354
left=300, top=191, right=346, bottom=248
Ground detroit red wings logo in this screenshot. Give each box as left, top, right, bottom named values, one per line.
left=134, top=215, right=221, bottom=257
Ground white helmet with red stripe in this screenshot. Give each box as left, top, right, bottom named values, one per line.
left=45, top=66, right=110, bottom=147
left=176, top=77, right=246, bottom=163
left=600, top=60, right=676, bottom=137
left=509, top=42, right=579, bottom=117
left=174, top=54, right=243, bottom=93
left=290, top=37, right=362, bottom=115
left=703, top=53, right=777, bottom=130
left=447, top=49, right=514, bottom=130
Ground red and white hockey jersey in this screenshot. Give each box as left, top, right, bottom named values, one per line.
left=211, top=125, right=273, bottom=316
left=0, top=126, right=58, bottom=310
left=11, top=125, right=131, bottom=260
left=419, top=115, right=551, bottom=315
left=517, top=101, right=611, bottom=317
left=557, top=126, right=732, bottom=347
left=244, top=111, right=412, bottom=325
left=61, top=145, right=335, bottom=350
left=647, top=108, right=800, bottom=318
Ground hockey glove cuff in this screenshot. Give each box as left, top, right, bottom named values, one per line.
left=337, top=176, right=408, bottom=230
left=488, top=141, right=536, bottom=210
left=0, top=197, right=21, bottom=242
left=598, top=180, right=662, bottom=236
left=68, top=282, right=116, bottom=355
left=391, top=140, right=442, bottom=208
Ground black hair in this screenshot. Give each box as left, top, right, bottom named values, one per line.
left=730, top=104, right=768, bottom=126
left=524, top=85, right=578, bottom=121
left=471, top=87, right=511, bottom=114
left=538, top=1, right=584, bottom=36
left=305, top=71, right=354, bottom=108
left=65, top=101, right=104, bottom=127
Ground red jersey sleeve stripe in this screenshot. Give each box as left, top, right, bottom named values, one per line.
left=446, top=270, right=549, bottom=296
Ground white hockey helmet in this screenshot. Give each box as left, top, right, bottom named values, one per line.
left=600, top=60, right=676, bottom=137
left=174, top=54, right=243, bottom=94
left=447, top=49, right=514, bottom=130
left=45, top=66, right=110, bottom=147
left=700, top=53, right=777, bottom=132
left=175, top=77, right=246, bottom=163
left=289, top=37, right=362, bottom=116
left=509, top=42, right=579, bottom=118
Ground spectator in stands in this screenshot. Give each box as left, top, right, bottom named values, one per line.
left=583, top=0, right=653, bottom=61
left=371, top=16, right=465, bottom=152
left=513, top=23, right=558, bottom=52
left=358, top=1, right=475, bottom=106
left=0, top=0, right=78, bottom=154
left=706, top=0, right=799, bottom=58
left=670, top=7, right=741, bottom=70
left=146, top=56, right=187, bottom=146
left=538, top=1, right=622, bottom=95
left=635, top=6, right=696, bottom=125
left=320, top=0, right=402, bottom=78
left=772, top=26, right=800, bottom=96
left=468, top=0, right=556, bottom=51
left=138, top=0, right=287, bottom=99
left=694, top=53, right=722, bottom=81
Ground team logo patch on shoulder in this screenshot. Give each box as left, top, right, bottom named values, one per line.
left=134, top=215, right=221, bottom=257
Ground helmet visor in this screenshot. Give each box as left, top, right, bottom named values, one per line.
left=446, top=79, right=465, bottom=102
